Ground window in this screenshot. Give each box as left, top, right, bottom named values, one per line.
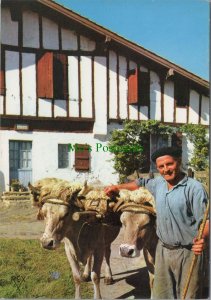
left=172, top=132, right=182, bottom=149
left=139, top=71, right=150, bottom=106
left=128, top=68, right=150, bottom=106
left=75, top=144, right=90, bottom=171
left=37, top=52, right=68, bottom=99
left=175, top=77, right=189, bottom=107
left=9, top=141, right=32, bottom=186
left=58, top=144, right=69, bottom=168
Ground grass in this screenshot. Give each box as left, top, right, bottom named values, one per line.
left=0, top=238, right=93, bottom=299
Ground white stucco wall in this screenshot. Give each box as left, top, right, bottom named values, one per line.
left=23, top=10, right=39, bottom=48
left=22, top=53, right=37, bottom=116
left=181, top=134, right=195, bottom=171
left=54, top=100, right=67, bottom=117
left=139, top=106, right=148, bottom=120
left=176, top=107, right=187, bottom=123
left=61, top=28, right=78, bottom=50
left=93, top=57, right=107, bottom=135
left=189, top=90, right=199, bottom=124
left=81, top=56, right=92, bottom=118
left=201, top=96, right=209, bottom=125
left=164, top=80, right=174, bottom=122
left=109, top=51, right=118, bottom=119
left=150, top=71, right=161, bottom=120
left=42, top=17, right=59, bottom=50
left=38, top=99, right=52, bottom=117
left=80, top=35, right=96, bottom=51
left=68, top=56, right=80, bottom=117
left=0, top=96, right=4, bottom=114
left=5, top=51, right=20, bottom=115
left=119, top=56, right=128, bottom=119
left=1, top=7, right=18, bottom=46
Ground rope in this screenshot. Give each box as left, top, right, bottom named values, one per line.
left=182, top=200, right=209, bottom=300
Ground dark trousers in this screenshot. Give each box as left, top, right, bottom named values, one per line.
left=152, top=240, right=204, bottom=299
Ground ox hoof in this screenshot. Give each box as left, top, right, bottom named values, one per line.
left=104, top=277, right=114, bottom=285
left=82, top=274, right=91, bottom=282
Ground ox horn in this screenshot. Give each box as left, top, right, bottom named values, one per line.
left=28, top=182, right=40, bottom=194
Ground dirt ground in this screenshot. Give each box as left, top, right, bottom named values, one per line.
left=0, top=200, right=150, bottom=299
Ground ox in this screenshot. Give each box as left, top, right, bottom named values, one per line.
left=29, top=179, right=120, bottom=299
left=114, top=188, right=158, bottom=291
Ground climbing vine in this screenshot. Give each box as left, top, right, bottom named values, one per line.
left=181, top=124, right=209, bottom=171
left=108, top=120, right=176, bottom=182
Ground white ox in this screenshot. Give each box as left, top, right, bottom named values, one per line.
left=29, top=178, right=120, bottom=299
left=114, top=188, right=158, bottom=292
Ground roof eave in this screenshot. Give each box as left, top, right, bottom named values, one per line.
left=35, top=0, right=209, bottom=90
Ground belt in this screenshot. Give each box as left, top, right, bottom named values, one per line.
left=162, top=242, right=192, bottom=250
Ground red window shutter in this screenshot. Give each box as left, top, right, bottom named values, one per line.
left=139, top=72, right=150, bottom=106
left=128, top=68, right=138, bottom=104
left=0, top=54, right=5, bottom=96
left=53, top=53, right=68, bottom=99
left=75, top=144, right=90, bottom=171
left=37, top=52, right=53, bottom=99
left=0, top=70, right=5, bottom=96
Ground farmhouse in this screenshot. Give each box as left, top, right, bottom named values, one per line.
left=0, top=0, right=209, bottom=192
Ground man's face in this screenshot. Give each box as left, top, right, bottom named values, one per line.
left=155, top=155, right=181, bottom=183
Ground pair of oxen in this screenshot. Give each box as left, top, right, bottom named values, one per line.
left=29, top=178, right=158, bottom=299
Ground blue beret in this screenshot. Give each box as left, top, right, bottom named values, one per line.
left=151, top=147, right=182, bottom=162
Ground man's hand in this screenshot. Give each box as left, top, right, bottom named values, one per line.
left=191, top=238, right=207, bottom=255
left=104, top=185, right=119, bottom=197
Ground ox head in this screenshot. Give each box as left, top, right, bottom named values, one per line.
left=29, top=181, right=82, bottom=250
left=39, top=200, right=71, bottom=250
left=119, top=208, right=155, bottom=258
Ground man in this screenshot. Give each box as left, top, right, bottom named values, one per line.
left=105, top=146, right=209, bottom=299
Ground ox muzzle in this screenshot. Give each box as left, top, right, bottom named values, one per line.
left=119, top=244, right=140, bottom=258
left=40, top=234, right=61, bottom=250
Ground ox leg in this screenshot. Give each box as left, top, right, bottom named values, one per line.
left=82, top=255, right=92, bottom=282
left=64, top=241, right=81, bottom=299
left=143, top=248, right=155, bottom=298
left=104, top=245, right=114, bottom=285
left=91, top=251, right=104, bottom=299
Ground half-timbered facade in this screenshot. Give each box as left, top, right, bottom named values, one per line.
left=0, top=0, right=209, bottom=192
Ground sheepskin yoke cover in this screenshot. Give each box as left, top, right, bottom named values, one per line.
left=34, top=178, right=83, bottom=204
left=115, top=187, right=156, bottom=215
left=81, top=190, right=113, bottom=215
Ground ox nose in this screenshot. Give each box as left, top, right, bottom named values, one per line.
left=128, top=249, right=135, bottom=256
left=119, top=244, right=140, bottom=258
left=41, top=238, right=56, bottom=250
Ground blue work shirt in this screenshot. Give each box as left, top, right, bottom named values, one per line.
left=136, top=175, right=208, bottom=246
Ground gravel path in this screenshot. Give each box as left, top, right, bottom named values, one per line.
left=0, top=201, right=150, bottom=299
